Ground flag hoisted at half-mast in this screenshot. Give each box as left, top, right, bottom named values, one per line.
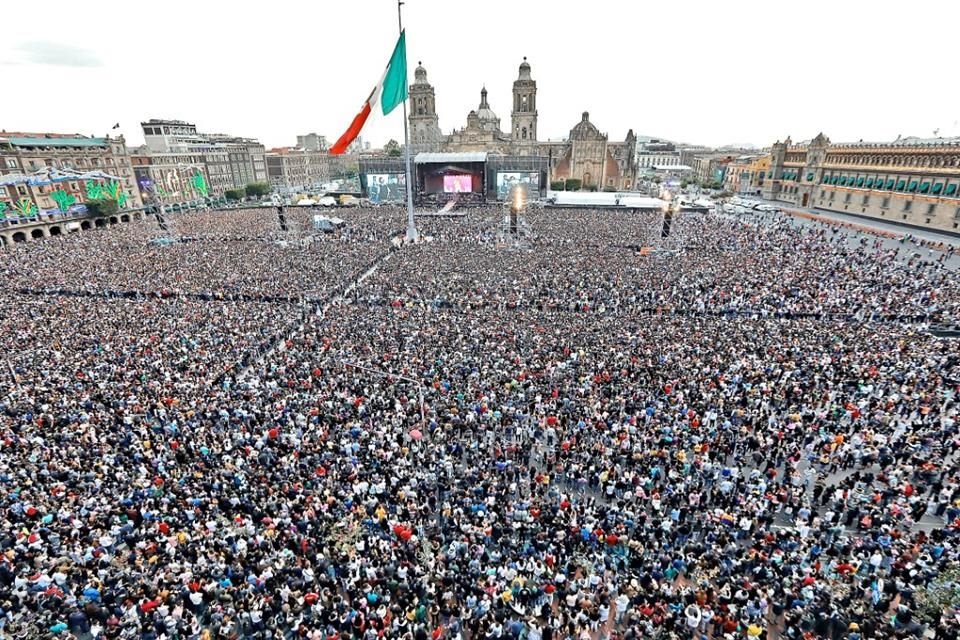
left=330, top=31, right=408, bottom=155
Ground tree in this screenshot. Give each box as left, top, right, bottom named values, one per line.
left=652, top=176, right=662, bottom=184
left=384, top=139, right=402, bottom=157
left=915, top=566, right=960, bottom=624
left=245, top=183, right=271, bottom=198
left=225, top=189, right=245, bottom=201
left=550, top=181, right=565, bottom=191
left=86, top=198, right=119, bottom=216
left=565, top=178, right=582, bottom=191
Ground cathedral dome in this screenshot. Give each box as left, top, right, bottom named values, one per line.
left=476, top=87, right=500, bottom=132
left=569, top=111, right=603, bottom=141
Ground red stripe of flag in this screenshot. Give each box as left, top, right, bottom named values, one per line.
left=330, top=100, right=373, bottom=155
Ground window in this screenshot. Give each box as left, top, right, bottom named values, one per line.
left=844, top=193, right=852, bottom=203
left=927, top=203, right=936, bottom=215
left=904, top=200, right=912, bottom=212
left=829, top=191, right=835, bottom=201
left=882, top=197, right=890, bottom=208
left=4, top=159, right=16, bottom=169
left=862, top=195, right=870, bottom=205
left=955, top=207, right=960, bottom=220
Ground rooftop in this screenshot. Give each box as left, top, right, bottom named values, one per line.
left=141, top=119, right=196, bottom=126
left=1, top=135, right=110, bottom=148
left=415, top=152, right=488, bottom=164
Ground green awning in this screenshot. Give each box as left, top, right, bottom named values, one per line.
left=946, top=184, right=957, bottom=196
left=933, top=183, right=943, bottom=194
left=908, top=181, right=918, bottom=192
left=895, top=180, right=906, bottom=190
left=856, top=177, right=865, bottom=187
left=806, top=173, right=814, bottom=181
left=920, top=182, right=930, bottom=193
left=821, top=175, right=829, bottom=183
left=841, top=177, right=849, bottom=185
left=832, top=176, right=840, bottom=185
left=781, top=171, right=787, bottom=179
left=865, top=178, right=874, bottom=188
left=884, top=179, right=895, bottom=189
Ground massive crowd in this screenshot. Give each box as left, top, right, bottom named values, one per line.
left=0, top=204, right=958, bottom=640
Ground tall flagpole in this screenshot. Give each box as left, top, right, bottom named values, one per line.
left=398, top=1, right=418, bottom=242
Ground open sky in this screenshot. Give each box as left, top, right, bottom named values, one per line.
left=1, top=0, right=958, bottom=150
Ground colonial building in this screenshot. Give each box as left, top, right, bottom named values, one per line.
left=408, top=58, right=638, bottom=190
left=549, top=113, right=637, bottom=190
left=0, top=132, right=143, bottom=215
left=764, top=133, right=960, bottom=232
left=136, top=119, right=267, bottom=201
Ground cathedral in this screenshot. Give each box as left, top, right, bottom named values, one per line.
left=408, top=58, right=638, bottom=190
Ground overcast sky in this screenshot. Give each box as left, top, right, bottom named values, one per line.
left=1, top=0, right=957, bottom=151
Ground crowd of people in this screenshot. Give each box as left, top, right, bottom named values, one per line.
left=0, top=204, right=958, bottom=640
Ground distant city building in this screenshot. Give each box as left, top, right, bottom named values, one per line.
left=765, top=133, right=960, bottom=232
left=0, top=131, right=143, bottom=214
left=136, top=119, right=267, bottom=202
left=679, top=146, right=713, bottom=169
left=723, top=155, right=762, bottom=193
left=408, top=58, right=638, bottom=190
left=296, top=133, right=329, bottom=152
left=265, top=144, right=358, bottom=193
left=690, top=153, right=738, bottom=184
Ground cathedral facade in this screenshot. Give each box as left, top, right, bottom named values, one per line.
left=408, top=59, right=638, bottom=190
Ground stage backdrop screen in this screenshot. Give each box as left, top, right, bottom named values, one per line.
left=496, top=172, right=540, bottom=200
left=366, top=174, right=405, bottom=203
left=443, top=175, right=472, bottom=193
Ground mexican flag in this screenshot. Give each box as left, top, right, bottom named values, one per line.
left=330, top=31, right=408, bottom=155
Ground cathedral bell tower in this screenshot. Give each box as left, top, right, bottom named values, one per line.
left=511, top=57, right=538, bottom=146
left=408, top=61, right=443, bottom=153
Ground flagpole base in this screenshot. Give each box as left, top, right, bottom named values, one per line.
left=405, top=224, right=419, bottom=242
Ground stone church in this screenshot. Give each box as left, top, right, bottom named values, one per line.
left=408, top=58, right=637, bottom=190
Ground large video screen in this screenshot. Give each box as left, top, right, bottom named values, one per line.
left=366, top=173, right=405, bottom=203
left=443, top=175, right=472, bottom=193
left=496, top=172, right=540, bottom=200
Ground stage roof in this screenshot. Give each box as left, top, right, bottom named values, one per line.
left=414, top=152, right=488, bottom=164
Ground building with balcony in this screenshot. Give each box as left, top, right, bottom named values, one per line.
left=764, top=133, right=960, bottom=232
left=266, top=148, right=332, bottom=193
left=0, top=132, right=143, bottom=215
left=137, top=120, right=268, bottom=201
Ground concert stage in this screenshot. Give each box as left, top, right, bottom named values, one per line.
left=359, top=153, right=548, bottom=210
left=415, top=152, right=487, bottom=208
